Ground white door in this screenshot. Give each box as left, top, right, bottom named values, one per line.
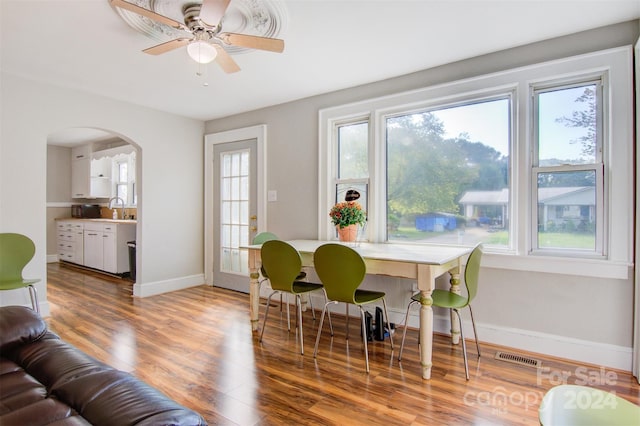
left=204, top=125, right=266, bottom=293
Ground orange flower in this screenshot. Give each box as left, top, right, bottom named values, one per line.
left=329, top=201, right=366, bottom=228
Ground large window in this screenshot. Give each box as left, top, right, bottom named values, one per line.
left=532, top=80, right=604, bottom=256
left=386, top=98, right=510, bottom=247
left=318, top=47, right=632, bottom=274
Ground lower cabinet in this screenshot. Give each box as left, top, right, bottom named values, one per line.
left=58, top=220, right=136, bottom=276
left=83, top=222, right=136, bottom=274
left=57, top=221, right=84, bottom=264
left=83, top=225, right=104, bottom=270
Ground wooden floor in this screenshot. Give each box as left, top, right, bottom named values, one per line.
left=46, top=263, right=640, bottom=425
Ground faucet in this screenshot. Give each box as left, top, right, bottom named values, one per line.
left=108, top=197, right=125, bottom=220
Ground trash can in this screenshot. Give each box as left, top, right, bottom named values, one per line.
left=127, top=241, right=136, bottom=281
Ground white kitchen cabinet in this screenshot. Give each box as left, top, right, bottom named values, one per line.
left=71, top=145, right=111, bottom=199
left=56, top=221, right=84, bottom=264
left=82, top=221, right=136, bottom=274
left=102, top=223, right=135, bottom=274
left=83, top=223, right=104, bottom=270
left=71, top=156, right=91, bottom=198
left=58, top=219, right=136, bottom=276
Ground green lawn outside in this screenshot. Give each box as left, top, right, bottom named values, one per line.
left=389, top=227, right=595, bottom=249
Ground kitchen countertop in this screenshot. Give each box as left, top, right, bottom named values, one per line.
left=56, top=218, right=137, bottom=224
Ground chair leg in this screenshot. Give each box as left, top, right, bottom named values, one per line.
left=296, top=295, right=304, bottom=355
left=28, top=285, right=39, bottom=314
left=399, top=300, right=418, bottom=361
left=286, top=294, right=291, bottom=331
left=468, top=304, right=481, bottom=357
left=259, top=290, right=279, bottom=343
left=314, top=301, right=336, bottom=357
left=381, top=298, right=394, bottom=350
left=345, top=304, right=350, bottom=340
left=359, top=307, right=370, bottom=373
left=308, top=293, right=316, bottom=320
left=321, top=289, right=334, bottom=335
left=453, top=308, right=470, bottom=380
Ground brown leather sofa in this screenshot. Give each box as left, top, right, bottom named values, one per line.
left=0, top=306, right=206, bottom=425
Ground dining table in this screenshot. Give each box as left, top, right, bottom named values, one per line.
left=245, top=239, right=473, bottom=380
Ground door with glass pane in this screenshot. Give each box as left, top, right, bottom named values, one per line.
left=212, top=139, right=257, bottom=292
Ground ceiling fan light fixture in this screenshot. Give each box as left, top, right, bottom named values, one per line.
left=187, top=40, right=218, bottom=64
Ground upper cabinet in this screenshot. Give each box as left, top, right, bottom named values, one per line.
left=71, top=143, right=136, bottom=200
left=90, top=157, right=112, bottom=199
left=71, top=145, right=112, bottom=199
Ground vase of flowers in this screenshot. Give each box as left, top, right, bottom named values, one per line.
left=329, top=201, right=366, bottom=242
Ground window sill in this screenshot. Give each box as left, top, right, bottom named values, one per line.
left=481, top=251, right=631, bottom=280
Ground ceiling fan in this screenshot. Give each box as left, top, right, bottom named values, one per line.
left=109, top=0, right=285, bottom=73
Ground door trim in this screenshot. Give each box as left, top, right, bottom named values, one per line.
left=204, top=124, right=267, bottom=286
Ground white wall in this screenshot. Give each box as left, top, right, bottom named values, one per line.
left=0, top=72, right=205, bottom=313
left=204, top=20, right=639, bottom=370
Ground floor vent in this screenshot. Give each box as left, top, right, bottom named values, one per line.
left=494, top=351, right=542, bottom=368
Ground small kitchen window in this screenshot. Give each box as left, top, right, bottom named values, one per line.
left=113, top=152, right=136, bottom=206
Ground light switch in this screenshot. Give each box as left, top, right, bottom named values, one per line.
left=267, top=190, right=277, bottom=202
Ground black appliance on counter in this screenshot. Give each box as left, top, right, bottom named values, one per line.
left=71, top=204, right=101, bottom=218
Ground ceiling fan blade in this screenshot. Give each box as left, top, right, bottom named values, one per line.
left=143, top=38, right=192, bottom=55
left=219, top=33, right=285, bottom=53
left=199, top=0, right=231, bottom=27
left=109, top=0, right=188, bottom=31
left=214, top=45, right=240, bottom=73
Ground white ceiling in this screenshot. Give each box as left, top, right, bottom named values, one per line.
left=2, top=0, right=639, bottom=127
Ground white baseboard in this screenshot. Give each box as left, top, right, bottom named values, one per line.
left=300, top=293, right=632, bottom=372
left=133, top=274, right=205, bottom=297
left=476, top=322, right=633, bottom=372
left=47, top=254, right=59, bottom=263
left=403, top=310, right=633, bottom=372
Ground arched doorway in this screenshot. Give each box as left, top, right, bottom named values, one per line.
left=46, top=127, right=141, bottom=283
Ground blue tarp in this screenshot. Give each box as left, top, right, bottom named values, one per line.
left=415, top=213, right=457, bottom=232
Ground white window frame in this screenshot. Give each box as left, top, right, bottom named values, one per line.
left=112, top=152, right=136, bottom=207
left=530, top=76, right=606, bottom=257
left=333, top=118, right=371, bottom=238
left=319, top=47, right=633, bottom=279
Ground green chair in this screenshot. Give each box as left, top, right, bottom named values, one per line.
left=253, top=232, right=306, bottom=288
left=0, top=233, right=40, bottom=313
left=539, top=384, right=640, bottom=425
left=313, top=243, right=393, bottom=373
left=398, top=244, right=483, bottom=380
left=253, top=232, right=307, bottom=322
left=259, top=240, right=329, bottom=355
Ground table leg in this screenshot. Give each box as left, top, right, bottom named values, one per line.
left=449, top=272, right=461, bottom=345
left=417, top=264, right=436, bottom=380
left=249, top=249, right=260, bottom=332
left=419, top=290, right=433, bottom=380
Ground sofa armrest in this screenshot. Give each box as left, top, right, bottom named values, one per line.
left=0, top=306, right=48, bottom=352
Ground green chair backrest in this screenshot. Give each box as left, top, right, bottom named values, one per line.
left=464, top=244, right=484, bottom=304
left=313, top=243, right=365, bottom=304
left=261, top=240, right=302, bottom=292
left=0, top=233, right=36, bottom=284
left=539, top=384, right=640, bottom=425
left=253, top=232, right=279, bottom=245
